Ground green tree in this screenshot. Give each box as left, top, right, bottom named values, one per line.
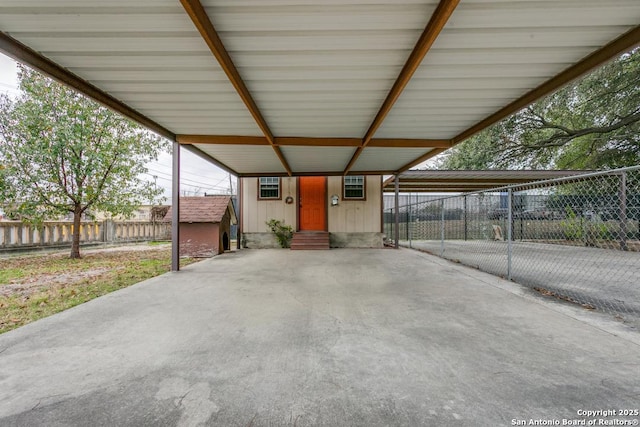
left=440, top=48, right=640, bottom=170
left=0, top=65, right=167, bottom=258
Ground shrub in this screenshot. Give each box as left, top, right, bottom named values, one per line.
left=560, top=207, right=583, bottom=240
left=561, top=207, right=616, bottom=244
left=266, top=219, right=293, bottom=248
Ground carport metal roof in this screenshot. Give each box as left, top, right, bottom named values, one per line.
left=383, top=170, right=592, bottom=193
left=1, top=1, right=639, bottom=177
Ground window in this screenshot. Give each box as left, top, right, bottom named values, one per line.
left=259, top=177, right=280, bottom=199
left=343, top=176, right=365, bottom=199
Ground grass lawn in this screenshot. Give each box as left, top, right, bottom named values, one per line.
left=0, top=244, right=198, bottom=334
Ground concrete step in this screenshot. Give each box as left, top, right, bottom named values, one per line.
left=292, top=237, right=329, bottom=242
left=290, top=232, right=330, bottom=250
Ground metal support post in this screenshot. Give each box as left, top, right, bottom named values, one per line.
left=507, top=188, right=513, bottom=280
left=237, top=176, right=241, bottom=250
left=619, top=172, right=628, bottom=251
left=171, top=141, right=180, bottom=272
left=394, top=175, right=400, bottom=249
left=440, top=199, right=445, bottom=257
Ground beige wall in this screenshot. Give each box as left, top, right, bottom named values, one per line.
left=241, top=176, right=381, bottom=233
left=242, top=177, right=297, bottom=232
left=327, top=176, right=381, bottom=233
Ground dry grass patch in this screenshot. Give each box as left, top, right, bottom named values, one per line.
left=0, top=244, right=198, bottom=334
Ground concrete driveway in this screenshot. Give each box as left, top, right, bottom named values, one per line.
left=0, top=249, right=639, bottom=426
left=403, top=240, right=640, bottom=324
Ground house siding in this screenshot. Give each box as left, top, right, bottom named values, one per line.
left=242, top=177, right=297, bottom=232
left=241, top=176, right=383, bottom=248
left=327, top=176, right=381, bottom=233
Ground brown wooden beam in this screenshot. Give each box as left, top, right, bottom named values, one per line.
left=363, top=0, right=460, bottom=145
left=275, top=137, right=361, bottom=147
left=178, top=135, right=451, bottom=149
left=368, top=139, right=452, bottom=148
left=390, top=183, right=507, bottom=188
left=344, top=170, right=397, bottom=176
left=181, top=144, right=239, bottom=177
left=238, top=170, right=392, bottom=178
left=399, top=178, right=540, bottom=185
left=384, top=187, right=495, bottom=193
left=396, top=147, right=449, bottom=173
left=238, top=172, right=290, bottom=178
left=453, top=25, right=640, bottom=144
left=344, top=0, right=460, bottom=174
left=0, top=32, right=175, bottom=141
left=180, top=0, right=292, bottom=175
left=177, top=135, right=269, bottom=145
left=382, top=176, right=396, bottom=188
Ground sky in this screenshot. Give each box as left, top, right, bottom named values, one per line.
left=0, top=53, right=234, bottom=201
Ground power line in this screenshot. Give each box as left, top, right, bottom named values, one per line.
left=146, top=159, right=232, bottom=183
left=145, top=164, right=231, bottom=189
left=142, top=172, right=229, bottom=192
left=144, top=167, right=230, bottom=190
left=146, top=160, right=226, bottom=180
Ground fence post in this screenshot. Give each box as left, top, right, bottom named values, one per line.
left=440, top=199, right=445, bottom=257
left=619, top=172, right=628, bottom=251
left=463, top=195, right=468, bottom=241
left=507, top=188, right=513, bottom=280
left=102, top=220, right=108, bottom=243
left=408, top=193, right=412, bottom=248
left=389, top=208, right=394, bottom=244
left=394, top=174, right=400, bottom=249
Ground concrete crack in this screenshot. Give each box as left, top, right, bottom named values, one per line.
left=177, top=390, right=191, bottom=408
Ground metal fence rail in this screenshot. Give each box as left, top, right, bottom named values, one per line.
left=384, top=166, right=640, bottom=327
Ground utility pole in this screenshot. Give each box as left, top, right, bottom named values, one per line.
left=152, top=175, right=157, bottom=241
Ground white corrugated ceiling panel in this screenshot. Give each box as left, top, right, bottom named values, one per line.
left=280, top=146, right=356, bottom=173
left=1, top=0, right=639, bottom=176
left=0, top=1, right=262, bottom=137
left=203, top=0, right=439, bottom=138
left=351, top=147, right=434, bottom=172
left=375, top=0, right=640, bottom=140
left=194, top=144, right=286, bottom=175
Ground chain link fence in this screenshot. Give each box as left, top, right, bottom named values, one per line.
left=384, top=166, right=640, bottom=327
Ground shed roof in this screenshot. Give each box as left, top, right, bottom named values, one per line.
left=1, top=1, right=639, bottom=176
left=383, top=170, right=592, bottom=193
left=164, top=196, right=236, bottom=223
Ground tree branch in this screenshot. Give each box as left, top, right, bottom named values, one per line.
left=521, top=110, right=640, bottom=149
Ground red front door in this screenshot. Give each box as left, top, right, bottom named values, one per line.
left=299, top=177, right=326, bottom=231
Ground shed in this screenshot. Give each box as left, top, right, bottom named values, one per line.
left=164, top=196, right=237, bottom=257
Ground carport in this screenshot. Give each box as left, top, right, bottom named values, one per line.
left=1, top=1, right=639, bottom=270
left=2, top=4, right=640, bottom=423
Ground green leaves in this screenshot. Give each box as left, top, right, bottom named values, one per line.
left=266, top=219, right=294, bottom=248
left=0, top=65, right=169, bottom=255
left=441, top=48, right=640, bottom=170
